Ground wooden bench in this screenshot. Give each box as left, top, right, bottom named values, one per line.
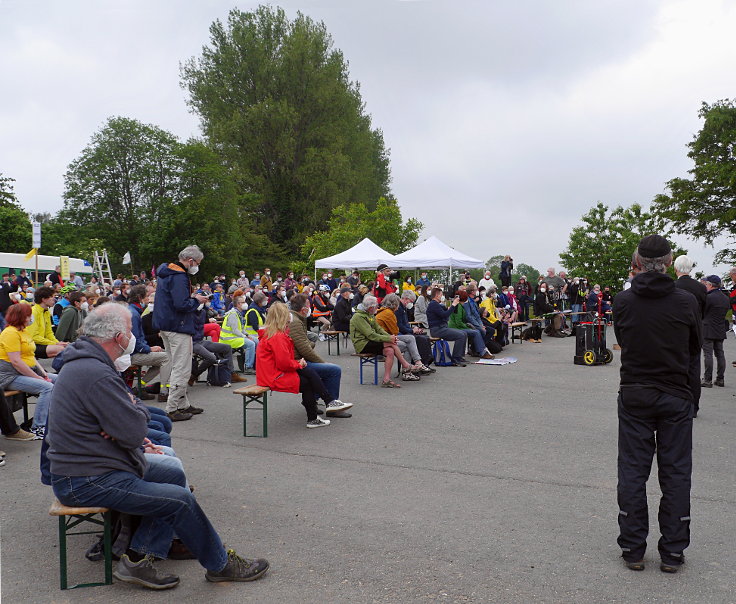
left=233, top=385, right=271, bottom=437
left=510, top=322, right=528, bottom=343
left=321, top=330, right=348, bottom=356
left=49, top=499, right=112, bottom=590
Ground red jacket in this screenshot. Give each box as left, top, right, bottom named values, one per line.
left=255, top=329, right=301, bottom=393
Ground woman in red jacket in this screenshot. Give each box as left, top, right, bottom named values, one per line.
left=256, top=302, right=352, bottom=428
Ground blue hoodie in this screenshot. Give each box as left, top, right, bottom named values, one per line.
left=152, top=262, right=199, bottom=335
left=46, top=336, right=150, bottom=479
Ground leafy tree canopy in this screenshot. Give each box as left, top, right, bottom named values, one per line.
left=0, top=173, right=31, bottom=253
left=299, top=197, right=422, bottom=275
left=560, top=202, right=685, bottom=291
left=181, top=5, right=392, bottom=254
left=652, top=99, right=736, bottom=264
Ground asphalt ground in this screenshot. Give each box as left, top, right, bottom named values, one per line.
left=1, top=328, right=735, bottom=603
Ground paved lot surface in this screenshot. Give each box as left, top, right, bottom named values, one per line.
left=1, top=328, right=735, bottom=603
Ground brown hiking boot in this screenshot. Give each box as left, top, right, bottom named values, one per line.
left=231, top=373, right=247, bottom=383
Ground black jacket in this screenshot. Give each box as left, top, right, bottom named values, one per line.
left=331, top=296, right=353, bottom=332
left=702, top=288, right=729, bottom=340
left=613, top=271, right=701, bottom=401
left=674, top=275, right=707, bottom=318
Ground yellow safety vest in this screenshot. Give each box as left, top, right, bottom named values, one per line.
left=244, top=307, right=264, bottom=336
left=220, top=309, right=245, bottom=349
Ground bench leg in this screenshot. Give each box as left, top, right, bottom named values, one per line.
left=21, top=392, right=29, bottom=424
left=58, top=516, right=68, bottom=590
left=359, top=358, right=364, bottom=385
left=243, top=394, right=268, bottom=438
left=103, top=511, right=113, bottom=585
left=373, top=356, right=378, bottom=385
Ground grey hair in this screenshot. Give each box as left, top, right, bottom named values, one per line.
left=252, top=292, right=267, bottom=305
left=362, top=294, right=378, bottom=310
left=487, top=285, right=497, bottom=293
left=82, top=302, right=130, bottom=340
left=466, top=282, right=478, bottom=294
left=400, top=289, right=417, bottom=301
left=673, top=255, right=694, bottom=274
left=178, top=244, right=204, bottom=262
left=382, top=293, right=400, bottom=309
left=634, top=250, right=673, bottom=274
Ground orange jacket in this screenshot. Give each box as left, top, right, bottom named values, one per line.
left=375, top=307, right=399, bottom=335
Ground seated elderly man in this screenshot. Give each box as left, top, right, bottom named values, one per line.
left=288, top=294, right=353, bottom=416
left=47, top=303, right=269, bottom=589
left=426, top=288, right=468, bottom=366
left=376, top=294, right=432, bottom=374
left=395, top=290, right=435, bottom=371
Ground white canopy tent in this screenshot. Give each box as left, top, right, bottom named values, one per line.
left=315, top=238, right=398, bottom=270
left=390, top=235, right=485, bottom=270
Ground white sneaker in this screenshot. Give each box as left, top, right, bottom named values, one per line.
left=306, top=417, right=331, bottom=428
left=325, top=400, right=353, bottom=412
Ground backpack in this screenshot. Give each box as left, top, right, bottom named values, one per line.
left=207, top=362, right=232, bottom=387
left=432, top=339, right=454, bottom=367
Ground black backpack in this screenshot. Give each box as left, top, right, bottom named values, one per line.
left=207, top=362, right=232, bottom=387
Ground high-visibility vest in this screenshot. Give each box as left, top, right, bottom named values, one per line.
left=220, top=309, right=245, bottom=349
left=244, top=307, right=264, bottom=336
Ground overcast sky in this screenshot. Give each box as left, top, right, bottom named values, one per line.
left=1, top=0, right=734, bottom=275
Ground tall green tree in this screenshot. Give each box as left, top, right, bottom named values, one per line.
left=61, top=116, right=183, bottom=270
left=181, top=6, right=392, bottom=254
left=481, top=256, right=540, bottom=285
left=560, top=202, right=685, bottom=291
left=652, top=99, right=736, bottom=264
left=0, top=173, right=32, bottom=253
left=300, top=198, right=422, bottom=274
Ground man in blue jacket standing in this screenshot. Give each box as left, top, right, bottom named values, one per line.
left=153, top=245, right=209, bottom=421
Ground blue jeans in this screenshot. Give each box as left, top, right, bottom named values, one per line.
left=147, top=406, right=172, bottom=433
left=8, top=372, right=57, bottom=428
left=147, top=426, right=171, bottom=447
left=429, top=327, right=467, bottom=363
left=51, top=465, right=227, bottom=570
left=464, top=328, right=486, bottom=355
left=305, top=361, right=341, bottom=401
left=571, top=303, right=582, bottom=324
left=234, top=338, right=256, bottom=370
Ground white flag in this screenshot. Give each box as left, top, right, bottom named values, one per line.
left=122, top=251, right=131, bottom=265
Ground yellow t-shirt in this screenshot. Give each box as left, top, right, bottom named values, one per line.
left=0, top=325, right=37, bottom=367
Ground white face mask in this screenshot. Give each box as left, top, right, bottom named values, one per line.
left=114, top=354, right=132, bottom=372
left=540, top=288, right=546, bottom=293
left=241, top=303, right=248, bottom=310
left=81, top=302, right=89, bottom=311
left=406, top=302, right=414, bottom=310
left=349, top=293, right=355, bottom=300
left=508, top=290, right=514, bottom=295
left=95, top=288, right=101, bottom=294
left=266, top=271, right=271, bottom=276
left=118, top=333, right=136, bottom=356
left=304, top=307, right=312, bottom=318
left=188, top=263, right=199, bottom=275
left=440, top=295, right=446, bottom=303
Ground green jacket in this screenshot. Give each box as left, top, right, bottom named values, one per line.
left=55, top=306, right=85, bottom=343
left=349, top=309, right=391, bottom=353
left=448, top=303, right=472, bottom=330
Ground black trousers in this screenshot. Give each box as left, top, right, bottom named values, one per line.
left=298, top=366, right=333, bottom=421
left=0, top=391, right=20, bottom=435
left=617, top=388, right=693, bottom=565
left=702, top=338, right=725, bottom=382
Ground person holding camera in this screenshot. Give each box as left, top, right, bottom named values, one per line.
left=499, top=255, right=514, bottom=287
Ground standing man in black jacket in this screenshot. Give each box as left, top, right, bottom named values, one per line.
left=673, top=255, right=706, bottom=316
left=701, top=275, right=729, bottom=388
left=673, top=254, right=707, bottom=414
left=612, top=235, right=701, bottom=574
